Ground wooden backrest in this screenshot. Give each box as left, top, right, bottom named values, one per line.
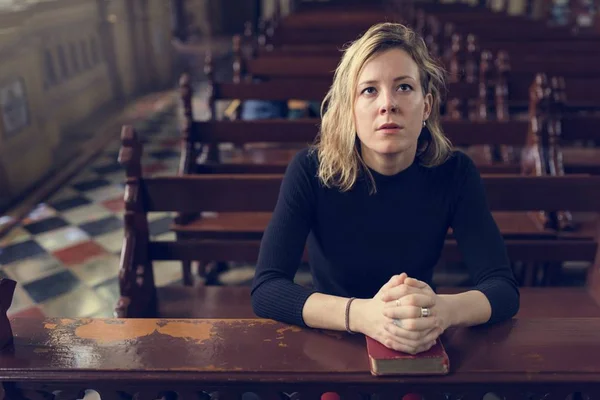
left=143, top=177, right=600, bottom=215
left=122, top=124, right=600, bottom=213
left=188, top=119, right=529, bottom=147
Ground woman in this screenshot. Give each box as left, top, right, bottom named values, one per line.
left=251, top=22, right=519, bottom=355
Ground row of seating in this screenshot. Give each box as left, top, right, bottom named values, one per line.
left=111, top=1, right=600, bottom=318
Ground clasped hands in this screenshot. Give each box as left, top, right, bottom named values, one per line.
left=354, top=272, right=452, bottom=355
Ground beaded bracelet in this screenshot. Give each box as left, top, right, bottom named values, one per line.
left=345, top=297, right=357, bottom=334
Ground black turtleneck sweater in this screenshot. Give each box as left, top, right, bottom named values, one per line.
left=251, top=148, right=520, bottom=327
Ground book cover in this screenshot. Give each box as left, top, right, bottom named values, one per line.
left=366, top=336, right=450, bottom=376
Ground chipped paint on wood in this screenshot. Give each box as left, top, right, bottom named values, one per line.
left=156, top=321, right=213, bottom=344
left=245, top=319, right=277, bottom=328
left=74, top=319, right=216, bottom=345
left=75, top=320, right=160, bottom=343
left=276, top=326, right=302, bottom=335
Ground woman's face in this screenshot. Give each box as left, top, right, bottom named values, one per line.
left=353, top=48, right=432, bottom=159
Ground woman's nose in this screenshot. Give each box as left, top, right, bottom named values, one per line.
left=379, top=94, right=398, bottom=114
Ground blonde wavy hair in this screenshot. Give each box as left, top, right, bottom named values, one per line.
left=313, top=22, right=452, bottom=193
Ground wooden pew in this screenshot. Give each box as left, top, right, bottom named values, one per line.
left=178, top=11, right=600, bottom=286
left=183, top=69, right=599, bottom=184
left=2, top=304, right=600, bottom=398
left=175, top=72, right=599, bottom=285
left=185, top=52, right=490, bottom=170
left=117, top=125, right=600, bottom=318
left=242, top=25, right=600, bottom=112
left=412, top=0, right=599, bottom=35
left=179, top=72, right=518, bottom=176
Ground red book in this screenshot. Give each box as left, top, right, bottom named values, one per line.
left=366, top=336, right=450, bottom=376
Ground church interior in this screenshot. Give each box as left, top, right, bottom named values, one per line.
left=0, top=0, right=599, bottom=396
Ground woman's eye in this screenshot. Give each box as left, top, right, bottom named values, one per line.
left=361, top=87, right=376, bottom=95
left=398, top=84, right=413, bottom=92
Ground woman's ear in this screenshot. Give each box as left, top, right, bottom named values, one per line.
left=423, top=93, right=433, bottom=121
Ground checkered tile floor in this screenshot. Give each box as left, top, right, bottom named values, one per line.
left=0, top=106, right=189, bottom=318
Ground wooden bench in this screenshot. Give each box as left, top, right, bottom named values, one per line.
left=179, top=72, right=523, bottom=175
left=245, top=31, right=600, bottom=112
left=179, top=70, right=597, bottom=194
left=175, top=68, right=599, bottom=285
left=185, top=53, right=491, bottom=171
left=1, top=300, right=600, bottom=399
left=117, top=124, right=600, bottom=318
left=414, top=0, right=599, bottom=36
left=232, top=11, right=600, bottom=172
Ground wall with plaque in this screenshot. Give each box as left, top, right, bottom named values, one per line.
left=0, top=0, right=175, bottom=212
left=0, top=77, right=29, bottom=139
left=0, top=11, right=60, bottom=211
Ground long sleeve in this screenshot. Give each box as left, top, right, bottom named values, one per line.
left=449, top=155, right=520, bottom=325
left=251, top=149, right=318, bottom=327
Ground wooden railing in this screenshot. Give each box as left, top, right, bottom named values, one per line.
left=1, top=315, right=600, bottom=400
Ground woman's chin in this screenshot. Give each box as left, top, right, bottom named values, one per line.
left=372, top=142, right=413, bottom=155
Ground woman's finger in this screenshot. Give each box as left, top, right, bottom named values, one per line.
left=404, top=277, right=430, bottom=290
left=386, top=315, right=439, bottom=333
left=382, top=284, right=424, bottom=303
left=397, top=293, right=436, bottom=308
left=380, top=273, right=408, bottom=293
left=384, top=323, right=438, bottom=341
left=380, top=328, right=440, bottom=355
left=383, top=304, right=436, bottom=320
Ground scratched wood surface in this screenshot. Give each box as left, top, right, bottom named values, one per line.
left=1, top=318, right=600, bottom=384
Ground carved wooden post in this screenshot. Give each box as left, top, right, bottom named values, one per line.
left=232, top=35, right=245, bottom=84
left=116, top=126, right=157, bottom=317
left=522, top=74, right=552, bottom=233
left=523, top=74, right=548, bottom=177
left=257, top=18, right=267, bottom=51
left=548, top=76, right=574, bottom=231
left=441, top=22, right=455, bottom=65
left=204, top=52, right=220, bottom=164
left=176, top=74, right=197, bottom=286
left=243, top=21, right=257, bottom=59
left=258, top=19, right=274, bottom=52
left=495, top=50, right=513, bottom=163
left=464, top=34, right=478, bottom=84
left=178, top=73, right=197, bottom=176
left=472, top=50, right=493, bottom=163
left=495, top=51, right=510, bottom=121
left=519, top=74, right=553, bottom=285
left=477, top=50, right=494, bottom=121
left=448, top=33, right=462, bottom=83
left=0, top=279, right=16, bottom=350
left=424, top=15, right=440, bottom=59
